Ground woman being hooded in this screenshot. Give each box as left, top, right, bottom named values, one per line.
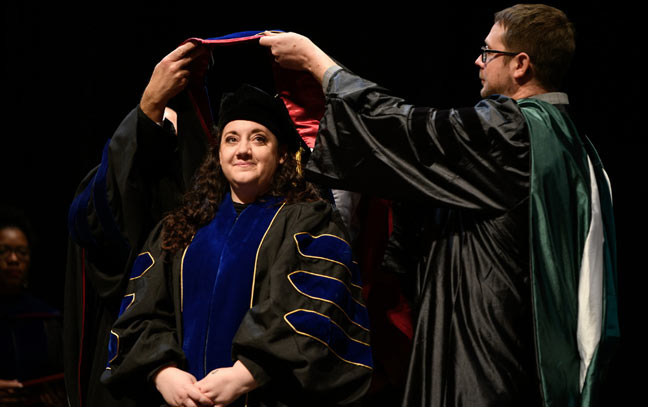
left=100, top=84, right=373, bottom=407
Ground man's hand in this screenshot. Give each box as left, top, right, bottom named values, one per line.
left=259, top=32, right=337, bottom=85
left=141, top=41, right=209, bottom=123
left=154, top=366, right=213, bottom=407
left=195, top=361, right=258, bottom=407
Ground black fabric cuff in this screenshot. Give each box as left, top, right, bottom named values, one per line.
left=136, top=105, right=178, bottom=157
left=236, top=356, right=271, bottom=388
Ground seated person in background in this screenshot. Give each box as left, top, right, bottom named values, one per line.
left=101, top=84, right=373, bottom=407
left=0, top=207, right=65, bottom=406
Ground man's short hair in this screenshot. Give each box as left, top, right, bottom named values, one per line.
left=495, top=4, right=575, bottom=91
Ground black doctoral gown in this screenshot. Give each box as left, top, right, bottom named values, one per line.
left=100, top=198, right=373, bottom=406
left=305, top=68, right=540, bottom=406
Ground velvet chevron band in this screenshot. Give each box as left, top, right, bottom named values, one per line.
left=284, top=309, right=373, bottom=369
left=288, top=271, right=369, bottom=331
left=293, top=233, right=362, bottom=288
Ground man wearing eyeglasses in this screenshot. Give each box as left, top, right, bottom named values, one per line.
left=260, top=3, right=618, bottom=407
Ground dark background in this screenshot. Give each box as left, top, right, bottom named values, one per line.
left=1, top=1, right=639, bottom=403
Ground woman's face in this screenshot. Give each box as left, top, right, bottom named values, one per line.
left=219, top=120, right=286, bottom=203
left=0, top=227, right=30, bottom=293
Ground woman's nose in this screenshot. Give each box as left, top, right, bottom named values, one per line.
left=235, top=139, right=251, bottom=156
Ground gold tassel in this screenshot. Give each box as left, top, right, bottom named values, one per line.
left=295, top=148, right=303, bottom=176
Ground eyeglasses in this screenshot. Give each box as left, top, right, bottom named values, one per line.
left=0, top=245, right=30, bottom=260
left=480, top=46, right=519, bottom=63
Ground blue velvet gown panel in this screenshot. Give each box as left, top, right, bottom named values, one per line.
left=181, top=194, right=283, bottom=379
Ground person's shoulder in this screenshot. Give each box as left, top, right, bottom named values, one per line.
left=137, top=219, right=168, bottom=256
left=278, top=198, right=351, bottom=245
left=470, top=95, right=527, bottom=132
left=476, top=94, right=522, bottom=112
left=146, top=219, right=167, bottom=241
left=7, top=292, right=61, bottom=316
left=281, top=199, right=346, bottom=230
left=280, top=199, right=334, bottom=219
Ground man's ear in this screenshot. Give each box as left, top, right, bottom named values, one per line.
left=511, top=52, right=532, bottom=80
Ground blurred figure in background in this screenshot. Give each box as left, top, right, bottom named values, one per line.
left=0, top=206, right=65, bottom=406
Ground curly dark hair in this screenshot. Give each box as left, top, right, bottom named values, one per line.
left=161, top=132, right=321, bottom=254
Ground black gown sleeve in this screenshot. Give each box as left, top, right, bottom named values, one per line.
left=99, top=223, right=185, bottom=394
left=67, top=106, right=182, bottom=298
left=232, top=201, right=373, bottom=406
left=305, top=69, right=530, bottom=213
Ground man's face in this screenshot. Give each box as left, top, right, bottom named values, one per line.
left=0, top=227, right=30, bottom=292
left=475, top=22, right=516, bottom=98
